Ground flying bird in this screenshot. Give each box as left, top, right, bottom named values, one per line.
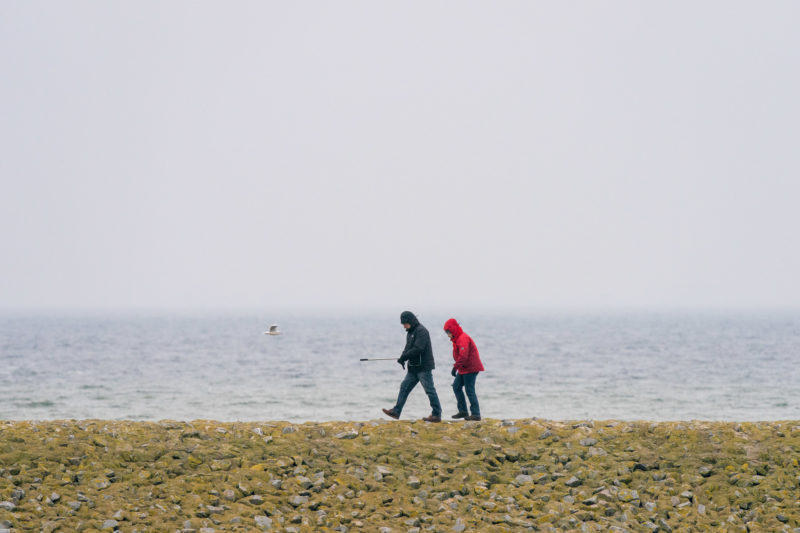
left=264, top=324, right=281, bottom=336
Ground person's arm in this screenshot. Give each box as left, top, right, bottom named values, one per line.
left=453, top=336, right=469, bottom=372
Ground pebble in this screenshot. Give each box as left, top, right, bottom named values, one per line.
left=254, top=515, right=272, bottom=529
left=289, top=495, right=308, bottom=507
left=513, top=474, right=533, bottom=486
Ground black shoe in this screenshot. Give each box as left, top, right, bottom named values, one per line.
left=451, top=412, right=468, bottom=419
left=422, top=414, right=442, bottom=423
left=465, top=415, right=481, bottom=421
left=382, top=408, right=399, bottom=420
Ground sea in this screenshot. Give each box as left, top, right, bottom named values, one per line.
left=2, top=310, right=799, bottom=422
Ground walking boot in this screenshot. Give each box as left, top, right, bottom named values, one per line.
left=422, top=414, right=442, bottom=423
left=382, top=408, right=399, bottom=420
left=465, top=415, right=481, bottom=421
left=451, top=412, right=468, bottom=419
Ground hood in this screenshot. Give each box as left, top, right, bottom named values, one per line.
left=444, top=318, right=463, bottom=338
left=400, top=311, right=419, bottom=327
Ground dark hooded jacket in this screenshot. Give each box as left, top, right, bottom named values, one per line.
left=444, top=318, right=485, bottom=375
left=399, top=311, right=435, bottom=372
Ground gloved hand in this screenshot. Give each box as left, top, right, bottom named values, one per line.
left=451, top=367, right=457, bottom=377
left=397, top=358, right=405, bottom=370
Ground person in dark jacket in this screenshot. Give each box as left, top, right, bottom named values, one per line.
left=444, top=318, right=484, bottom=421
left=382, top=311, right=442, bottom=422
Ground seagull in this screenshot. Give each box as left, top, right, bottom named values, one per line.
left=264, top=324, right=281, bottom=336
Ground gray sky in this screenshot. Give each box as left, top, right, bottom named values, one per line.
left=1, top=2, right=799, bottom=311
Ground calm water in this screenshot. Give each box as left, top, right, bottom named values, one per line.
left=1, top=310, right=799, bottom=422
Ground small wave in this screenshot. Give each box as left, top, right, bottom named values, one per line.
left=19, top=400, right=56, bottom=408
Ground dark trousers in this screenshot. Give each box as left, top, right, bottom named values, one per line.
left=452, top=372, right=480, bottom=416
left=394, top=369, right=442, bottom=417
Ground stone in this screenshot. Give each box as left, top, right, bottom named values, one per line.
left=254, top=515, right=273, bottom=530
left=453, top=518, right=466, bottom=532
left=335, top=429, right=358, bottom=439
left=101, top=519, right=119, bottom=530
left=289, top=495, right=308, bottom=507
left=514, top=474, right=533, bottom=486
left=0, top=502, right=15, bottom=512
left=565, top=476, right=582, bottom=487
left=580, top=438, right=598, bottom=446
left=698, top=465, right=713, bottom=477
left=407, top=476, right=421, bottom=489
left=617, top=489, right=639, bottom=502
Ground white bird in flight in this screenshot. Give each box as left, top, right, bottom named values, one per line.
left=264, top=324, right=281, bottom=336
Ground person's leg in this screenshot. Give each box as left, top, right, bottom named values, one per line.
left=418, top=371, right=442, bottom=417
left=393, top=371, right=419, bottom=415
left=463, top=373, right=480, bottom=417
left=452, top=373, right=468, bottom=415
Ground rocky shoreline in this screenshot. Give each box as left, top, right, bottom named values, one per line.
left=1, top=418, right=799, bottom=532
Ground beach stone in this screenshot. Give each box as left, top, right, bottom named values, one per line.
left=289, top=495, right=308, bottom=507
left=101, top=519, right=119, bottom=530
left=514, top=474, right=533, bottom=486
left=0, top=502, right=15, bottom=512
left=407, top=476, right=421, bottom=489
left=617, top=489, right=639, bottom=502
left=452, top=518, right=466, bottom=532
left=698, top=465, right=714, bottom=477
left=254, top=515, right=273, bottom=530
left=580, top=438, right=597, bottom=446
left=10, top=489, right=25, bottom=502
left=565, top=476, right=582, bottom=487
left=335, top=429, right=358, bottom=439
left=296, top=476, right=313, bottom=489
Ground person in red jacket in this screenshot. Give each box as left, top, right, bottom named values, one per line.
left=444, top=318, right=484, bottom=420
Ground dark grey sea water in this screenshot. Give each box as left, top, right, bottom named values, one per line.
left=1, top=310, right=799, bottom=422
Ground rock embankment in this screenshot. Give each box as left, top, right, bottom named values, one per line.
left=1, top=419, right=800, bottom=532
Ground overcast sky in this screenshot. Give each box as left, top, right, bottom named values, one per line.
left=1, top=2, right=798, bottom=311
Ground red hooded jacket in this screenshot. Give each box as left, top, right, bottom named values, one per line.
left=444, top=318, right=485, bottom=375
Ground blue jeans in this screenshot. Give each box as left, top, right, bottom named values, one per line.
left=453, top=372, right=480, bottom=417
left=394, top=369, right=442, bottom=417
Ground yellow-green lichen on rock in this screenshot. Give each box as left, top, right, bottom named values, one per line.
left=1, top=419, right=800, bottom=531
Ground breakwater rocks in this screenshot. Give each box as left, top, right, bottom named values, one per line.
left=2, top=419, right=800, bottom=532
